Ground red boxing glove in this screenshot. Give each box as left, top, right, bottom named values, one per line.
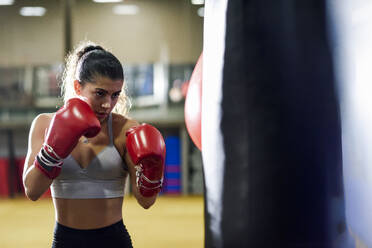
left=126, top=124, right=166, bottom=197
left=35, top=98, right=101, bottom=179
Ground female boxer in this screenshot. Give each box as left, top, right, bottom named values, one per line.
left=22, top=41, right=165, bottom=248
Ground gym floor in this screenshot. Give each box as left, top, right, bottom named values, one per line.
left=0, top=195, right=204, bottom=248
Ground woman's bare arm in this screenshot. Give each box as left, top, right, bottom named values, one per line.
left=23, top=114, right=53, bottom=201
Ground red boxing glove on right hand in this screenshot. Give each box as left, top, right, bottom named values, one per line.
left=44, top=98, right=101, bottom=158
left=35, top=98, right=101, bottom=179
left=126, top=124, right=166, bottom=197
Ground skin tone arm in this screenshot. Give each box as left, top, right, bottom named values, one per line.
left=23, top=114, right=53, bottom=201
left=124, top=120, right=157, bottom=209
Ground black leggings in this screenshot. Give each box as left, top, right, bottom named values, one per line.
left=52, top=220, right=133, bottom=248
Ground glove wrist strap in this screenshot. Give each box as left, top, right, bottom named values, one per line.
left=34, top=144, right=63, bottom=179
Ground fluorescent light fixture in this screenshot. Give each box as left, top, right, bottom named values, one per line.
left=113, top=5, right=139, bottom=15
left=191, top=0, right=204, bottom=5
left=20, top=7, right=46, bottom=16
left=93, top=0, right=122, bottom=3
left=197, top=7, right=204, bottom=17
left=0, top=0, right=14, bottom=5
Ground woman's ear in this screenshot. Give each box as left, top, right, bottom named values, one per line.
left=74, top=80, right=81, bottom=95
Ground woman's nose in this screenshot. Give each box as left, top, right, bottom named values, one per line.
left=101, top=101, right=111, bottom=109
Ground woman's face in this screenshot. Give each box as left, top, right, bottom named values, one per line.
left=74, top=76, right=123, bottom=122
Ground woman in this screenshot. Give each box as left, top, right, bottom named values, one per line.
left=22, top=41, right=166, bottom=248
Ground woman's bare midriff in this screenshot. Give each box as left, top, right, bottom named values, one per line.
left=53, top=197, right=124, bottom=229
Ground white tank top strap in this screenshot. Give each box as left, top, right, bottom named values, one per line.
left=108, top=113, right=114, bottom=145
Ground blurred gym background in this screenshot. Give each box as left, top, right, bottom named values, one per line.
left=0, top=0, right=205, bottom=247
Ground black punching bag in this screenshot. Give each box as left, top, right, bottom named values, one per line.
left=201, top=1, right=349, bottom=247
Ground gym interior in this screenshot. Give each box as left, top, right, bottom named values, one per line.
left=0, top=0, right=204, bottom=247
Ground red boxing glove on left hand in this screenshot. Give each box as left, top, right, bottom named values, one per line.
left=126, top=124, right=166, bottom=197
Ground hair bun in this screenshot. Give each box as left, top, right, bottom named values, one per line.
left=77, top=45, right=104, bottom=60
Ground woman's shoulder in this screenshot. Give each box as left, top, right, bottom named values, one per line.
left=111, top=113, right=140, bottom=136
left=28, top=113, right=55, bottom=140
left=34, top=112, right=54, bottom=121
left=30, top=113, right=54, bottom=130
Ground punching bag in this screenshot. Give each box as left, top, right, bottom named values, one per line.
left=328, top=0, right=372, bottom=246
left=185, top=53, right=203, bottom=151
left=202, top=1, right=349, bottom=247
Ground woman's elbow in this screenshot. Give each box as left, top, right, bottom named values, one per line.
left=24, top=187, right=41, bottom=201
left=22, top=169, right=51, bottom=201
left=137, top=197, right=156, bottom=209
left=23, top=178, right=43, bottom=201
left=141, top=201, right=154, bottom=209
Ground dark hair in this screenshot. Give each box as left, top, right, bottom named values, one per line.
left=61, top=40, right=130, bottom=116
left=75, top=45, right=124, bottom=84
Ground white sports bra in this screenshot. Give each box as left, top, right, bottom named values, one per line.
left=51, top=113, right=128, bottom=199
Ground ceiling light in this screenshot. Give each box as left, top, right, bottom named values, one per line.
left=20, top=7, right=46, bottom=16
left=192, top=0, right=204, bottom=5
left=93, top=0, right=123, bottom=3
left=113, top=5, right=139, bottom=15
left=197, top=7, right=204, bottom=17
left=0, top=0, right=14, bottom=5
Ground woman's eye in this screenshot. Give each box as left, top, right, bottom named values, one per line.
left=96, top=91, right=104, bottom=97
left=112, top=93, right=120, bottom=99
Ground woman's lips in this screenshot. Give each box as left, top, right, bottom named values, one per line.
left=96, top=112, right=108, bottom=119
